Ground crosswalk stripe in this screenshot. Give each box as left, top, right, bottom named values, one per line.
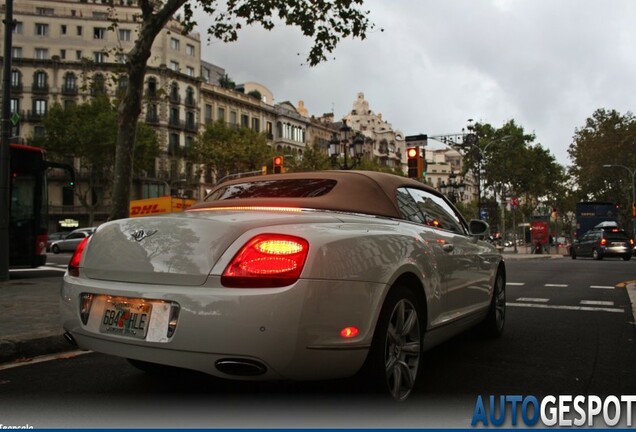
left=545, top=284, right=568, bottom=287
left=580, top=300, right=614, bottom=306
left=507, top=282, right=525, bottom=286
left=516, top=297, right=549, bottom=303
left=590, top=285, right=614, bottom=290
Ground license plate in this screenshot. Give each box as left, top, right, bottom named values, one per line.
left=99, top=299, right=152, bottom=339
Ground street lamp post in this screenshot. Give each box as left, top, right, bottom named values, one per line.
left=603, top=164, right=636, bottom=239
left=329, top=120, right=364, bottom=170
left=440, top=171, right=465, bottom=204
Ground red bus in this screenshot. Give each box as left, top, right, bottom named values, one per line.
left=9, top=144, right=74, bottom=268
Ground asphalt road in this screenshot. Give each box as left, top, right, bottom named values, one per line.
left=1, top=258, right=635, bottom=428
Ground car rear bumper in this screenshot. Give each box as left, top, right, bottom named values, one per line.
left=61, top=275, right=385, bottom=381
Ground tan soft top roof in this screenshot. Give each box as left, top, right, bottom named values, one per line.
left=190, top=170, right=440, bottom=219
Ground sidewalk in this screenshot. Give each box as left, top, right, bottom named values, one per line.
left=0, top=249, right=567, bottom=365
left=0, top=276, right=74, bottom=363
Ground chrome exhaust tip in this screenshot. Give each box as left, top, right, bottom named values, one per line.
left=215, top=358, right=267, bottom=376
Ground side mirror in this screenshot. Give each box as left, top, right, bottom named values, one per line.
left=469, top=219, right=489, bottom=239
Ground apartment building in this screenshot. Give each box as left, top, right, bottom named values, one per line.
left=2, top=0, right=339, bottom=231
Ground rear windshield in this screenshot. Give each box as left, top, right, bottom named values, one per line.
left=604, top=231, right=628, bottom=240
left=205, top=179, right=337, bottom=201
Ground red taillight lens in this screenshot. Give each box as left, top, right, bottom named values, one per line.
left=600, top=238, right=607, bottom=246
left=221, top=234, right=309, bottom=288
left=68, top=236, right=90, bottom=277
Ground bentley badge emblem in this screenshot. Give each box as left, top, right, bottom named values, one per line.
left=130, top=229, right=158, bottom=242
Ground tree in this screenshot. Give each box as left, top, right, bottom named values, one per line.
left=218, top=73, right=236, bottom=90
left=31, top=96, right=159, bottom=225
left=568, top=108, right=636, bottom=232
left=109, top=0, right=375, bottom=220
left=189, top=120, right=271, bottom=181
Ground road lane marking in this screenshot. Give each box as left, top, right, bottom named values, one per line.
left=507, top=302, right=624, bottom=313
left=516, top=297, right=549, bottom=303
left=9, top=266, right=66, bottom=273
left=590, top=285, right=614, bottom=290
left=507, top=282, right=525, bottom=286
left=0, top=350, right=92, bottom=371
left=580, top=300, right=615, bottom=306
left=545, top=284, right=568, bottom=287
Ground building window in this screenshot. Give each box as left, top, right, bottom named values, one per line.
left=185, top=87, right=195, bottom=105
left=217, top=107, right=225, bottom=122
left=170, top=61, right=179, bottom=71
left=35, top=23, right=49, bottom=36
left=13, top=21, right=23, bottom=34
left=76, top=26, right=82, bottom=36
left=35, top=48, right=49, bottom=60
left=93, top=51, right=106, bottom=63
left=168, top=134, right=180, bottom=155
left=252, top=118, right=260, bottom=132
left=116, top=53, right=127, bottom=64
left=60, top=49, right=66, bottom=59
left=34, top=99, right=48, bottom=116
left=146, top=77, right=157, bottom=98
left=11, top=47, right=22, bottom=59
left=170, top=107, right=180, bottom=125
left=94, top=27, right=106, bottom=39
left=186, top=66, right=194, bottom=77
left=170, top=82, right=179, bottom=102
left=63, top=73, right=77, bottom=92
left=36, top=7, right=54, bottom=15
left=10, top=98, right=19, bottom=113
left=92, top=12, right=108, bottom=19
left=10, top=70, right=21, bottom=88
left=60, top=25, right=67, bottom=35
left=76, top=50, right=82, bottom=60
left=186, top=44, right=195, bottom=56
left=33, top=71, right=47, bottom=89
left=202, top=67, right=210, bottom=83
left=241, top=114, right=249, bottom=128
left=229, top=111, right=237, bottom=125
left=91, top=73, right=106, bottom=96
left=170, top=38, right=180, bottom=50
left=119, top=29, right=131, bottom=41
left=205, top=104, right=212, bottom=123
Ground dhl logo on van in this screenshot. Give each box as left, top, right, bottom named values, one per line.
left=130, top=204, right=167, bottom=216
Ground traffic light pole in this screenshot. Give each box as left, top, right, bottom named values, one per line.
left=0, top=0, right=14, bottom=281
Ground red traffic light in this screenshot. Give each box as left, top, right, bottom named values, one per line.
left=273, top=156, right=284, bottom=174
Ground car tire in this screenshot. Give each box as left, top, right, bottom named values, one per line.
left=623, top=254, right=632, bottom=261
left=480, top=270, right=506, bottom=338
left=362, top=285, right=424, bottom=402
left=592, top=249, right=602, bottom=260
left=51, top=244, right=60, bottom=254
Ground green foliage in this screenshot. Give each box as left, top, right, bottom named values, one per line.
left=283, top=141, right=332, bottom=172
left=31, top=96, right=159, bottom=222
left=568, top=108, right=636, bottom=232
left=218, top=73, right=236, bottom=89
left=247, top=90, right=262, bottom=100
left=110, top=0, right=375, bottom=219
left=189, top=120, right=271, bottom=179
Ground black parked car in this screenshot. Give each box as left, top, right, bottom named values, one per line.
left=571, top=226, right=634, bottom=261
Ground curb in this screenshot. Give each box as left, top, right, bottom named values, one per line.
left=0, top=334, right=74, bottom=364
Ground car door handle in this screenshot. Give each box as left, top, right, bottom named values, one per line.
left=442, top=243, right=454, bottom=253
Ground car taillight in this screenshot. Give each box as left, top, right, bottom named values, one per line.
left=68, top=236, right=90, bottom=277
left=600, top=238, right=607, bottom=246
left=221, top=234, right=309, bottom=288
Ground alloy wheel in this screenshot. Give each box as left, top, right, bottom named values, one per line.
left=384, top=298, right=421, bottom=401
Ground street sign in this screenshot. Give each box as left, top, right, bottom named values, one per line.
left=480, top=208, right=488, bottom=221
left=510, top=196, right=519, bottom=210
left=10, top=112, right=19, bottom=126
left=405, top=134, right=428, bottom=148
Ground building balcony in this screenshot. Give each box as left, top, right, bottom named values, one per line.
left=168, top=118, right=184, bottom=129
left=145, top=113, right=160, bottom=124
left=31, top=84, right=49, bottom=94
left=11, top=83, right=23, bottom=93
left=61, top=86, right=78, bottom=96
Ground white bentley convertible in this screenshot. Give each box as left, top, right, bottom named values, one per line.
left=61, top=170, right=506, bottom=401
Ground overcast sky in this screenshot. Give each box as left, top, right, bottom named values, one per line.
left=195, top=0, right=636, bottom=166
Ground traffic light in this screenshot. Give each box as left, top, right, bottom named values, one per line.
left=273, top=155, right=284, bottom=174
left=407, top=147, right=424, bottom=178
